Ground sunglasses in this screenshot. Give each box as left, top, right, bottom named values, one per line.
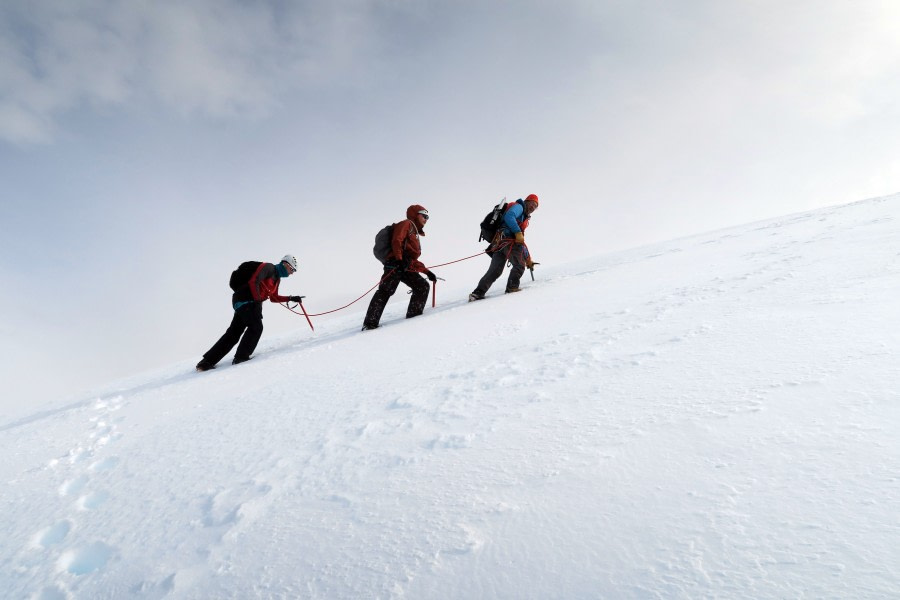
left=418, top=211, right=429, bottom=221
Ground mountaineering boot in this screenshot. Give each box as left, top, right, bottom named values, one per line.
left=232, top=356, right=253, bottom=366
left=361, top=324, right=379, bottom=331
left=505, top=287, right=522, bottom=294
left=468, top=292, right=485, bottom=302
left=195, top=360, right=216, bottom=372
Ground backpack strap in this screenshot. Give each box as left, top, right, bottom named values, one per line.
left=248, top=262, right=269, bottom=301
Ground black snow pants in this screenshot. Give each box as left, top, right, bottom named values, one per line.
left=473, top=241, right=527, bottom=296
left=202, top=301, right=264, bottom=366
left=363, top=267, right=430, bottom=329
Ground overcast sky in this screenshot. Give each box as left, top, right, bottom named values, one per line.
left=2, top=0, right=899, bottom=415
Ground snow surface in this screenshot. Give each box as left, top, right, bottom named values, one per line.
left=2, top=196, right=899, bottom=599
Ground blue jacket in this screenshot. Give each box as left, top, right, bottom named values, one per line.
left=500, top=199, right=529, bottom=236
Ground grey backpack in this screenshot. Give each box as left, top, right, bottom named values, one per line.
left=372, top=224, right=395, bottom=264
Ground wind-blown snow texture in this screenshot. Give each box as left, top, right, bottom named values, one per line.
left=3, top=196, right=899, bottom=599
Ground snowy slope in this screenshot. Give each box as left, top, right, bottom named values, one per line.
left=2, top=195, right=899, bottom=599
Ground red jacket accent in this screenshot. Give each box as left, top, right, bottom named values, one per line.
left=390, top=218, right=427, bottom=273
left=250, top=263, right=290, bottom=303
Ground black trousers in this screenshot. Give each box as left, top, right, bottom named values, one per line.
left=363, top=267, right=430, bottom=328
left=202, top=302, right=264, bottom=366
left=473, top=242, right=526, bottom=295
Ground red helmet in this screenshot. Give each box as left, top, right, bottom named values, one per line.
left=525, top=194, right=539, bottom=206
left=407, top=204, right=428, bottom=219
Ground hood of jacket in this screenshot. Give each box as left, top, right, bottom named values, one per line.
left=406, top=204, right=428, bottom=235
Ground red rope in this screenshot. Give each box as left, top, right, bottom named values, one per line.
left=425, top=250, right=488, bottom=269
left=303, top=269, right=396, bottom=317
left=280, top=248, right=504, bottom=322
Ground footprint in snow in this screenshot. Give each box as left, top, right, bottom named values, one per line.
left=59, top=474, right=89, bottom=497
left=57, top=541, right=116, bottom=575
left=425, top=434, right=472, bottom=450
left=92, top=396, right=124, bottom=412
left=65, top=446, right=92, bottom=465
left=88, top=456, right=120, bottom=473
left=202, top=481, right=274, bottom=528
left=78, top=491, right=110, bottom=511
left=441, top=524, right=485, bottom=556
left=31, top=520, right=72, bottom=549
left=130, top=573, right=176, bottom=597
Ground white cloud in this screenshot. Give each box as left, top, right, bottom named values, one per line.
left=0, top=100, right=52, bottom=143
left=6, top=0, right=897, bottom=145
left=0, top=0, right=391, bottom=142
left=0, top=1, right=137, bottom=139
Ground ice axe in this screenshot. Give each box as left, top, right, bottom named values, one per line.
left=431, top=276, right=446, bottom=307
left=289, top=296, right=314, bottom=331
left=529, top=262, right=540, bottom=281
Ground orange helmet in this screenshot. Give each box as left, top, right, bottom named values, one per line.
left=525, top=194, right=539, bottom=206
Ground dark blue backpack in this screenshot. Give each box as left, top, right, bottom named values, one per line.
left=229, top=261, right=262, bottom=291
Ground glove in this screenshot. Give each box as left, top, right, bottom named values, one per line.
left=289, top=295, right=304, bottom=303
left=425, top=270, right=437, bottom=282
left=386, top=256, right=411, bottom=271
left=525, top=258, right=535, bottom=269
left=514, top=232, right=525, bottom=244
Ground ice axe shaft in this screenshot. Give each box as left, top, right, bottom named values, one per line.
left=431, top=277, right=445, bottom=308
left=294, top=297, right=314, bottom=331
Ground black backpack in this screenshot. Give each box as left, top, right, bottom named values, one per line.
left=373, top=224, right=395, bottom=264
left=479, top=198, right=509, bottom=242
left=229, top=261, right=262, bottom=291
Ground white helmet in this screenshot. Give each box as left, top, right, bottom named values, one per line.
left=281, top=254, right=298, bottom=271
